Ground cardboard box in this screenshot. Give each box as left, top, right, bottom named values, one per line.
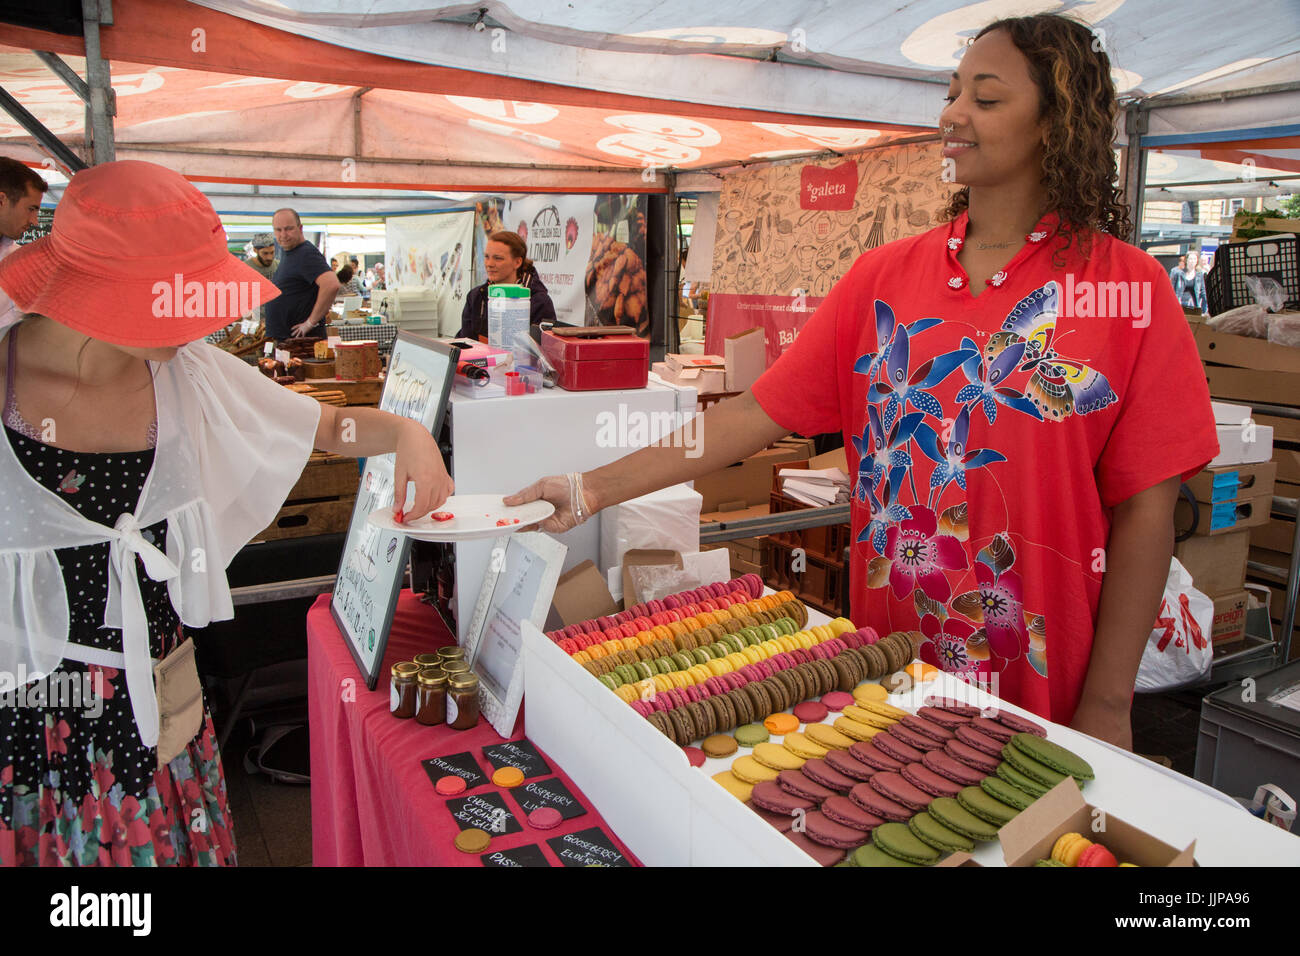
left=1254, top=413, right=1300, bottom=445
left=999, top=777, right=1195, bottom=867
left=1250, top=515, right=1297, bottom=554
left=651, top=361, right=727, bottom=395
left=1208, top=422, right=1273, bottom=468
left=551, top=560, right=619, bottom=625
left=1211, top=589, right=1250, bottom=647
left=621, top=549, right=684, bottom=610
left=692, top=445, right=812, bottom=512
left=1275, top=449, right=1300, bottom=484
left=1197, top=324, right=1300, bottom=374
left=1174, top=489, right=1270, bottom=535
left=1205, top=366, right=1300, bottom=407
left=700, top=502, right=770, bottom=524
left=1183, top=461, right=1276, bottom=504
left=724, top=327, right=765, bottom=393
left=1175, top=530, right=1249, bottom=597
left=1212, top=400, right=1253, bottom=425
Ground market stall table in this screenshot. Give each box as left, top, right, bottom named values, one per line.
left=308, top=590, right=640, bottom=866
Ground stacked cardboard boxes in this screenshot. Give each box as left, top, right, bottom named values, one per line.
left=1196, top=325, right=1300, bottom=657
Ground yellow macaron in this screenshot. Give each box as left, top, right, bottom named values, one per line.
left=832, top=717, right=882, bottom=741
left=842, top=705, right=898, bottom=729
left=730, top=755, right=782, bottom=783
left=782, top=732, right=830, bottom=760
left=751, top=742, right=806, bottom=771
left=712, top=771, right=754, bottom=801
left=804, top=723, right=856, bottom=751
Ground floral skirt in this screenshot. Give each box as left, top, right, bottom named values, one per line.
left=1, top=708, right=237, bottom=867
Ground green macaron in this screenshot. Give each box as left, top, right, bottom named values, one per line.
left=1034, top=858, right=1069, bottom=867
left=979, top=776, right=1035, bottom=812
left=871, top=822, right=941, bottom=866
left=908, top=811, right=975, bottom=854
left=997, top=752, right=1061, bottom=795
left=927, top=796, right=1000, bottom=842
left=734, top=723, right=770, bottom=747
left=1008, top=733, right=1095, bottom=782
left=957, top=784, right=1021, bottom=827
left=851, top=843, right=921, bottom=867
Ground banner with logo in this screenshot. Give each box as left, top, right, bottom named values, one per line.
left=506, top=194, right=597, bottom=327
left=385, top=210, right=476, bottom=335
left=706, top=142, right=953, bottom=364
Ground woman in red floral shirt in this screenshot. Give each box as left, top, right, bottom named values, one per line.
left=511, top=14, right=1218, bottom=749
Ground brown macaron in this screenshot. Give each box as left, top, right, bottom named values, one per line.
left=877, top=635, right=907, bottom=674
left=812, top=659, right=839, bottom=697
left=764, top=677, right=792, bottom=714
left=745, top=680, right=775, bottom=720
left=859, top=643, right=890, bottom=679
left=647, top=710, right=673, bottom=741
left=708, top=693, right=737, bottom=734
left=687, top=700, right=716, bottom=739
left=728, top=688, right=754, bottom=728
left=831, top=655, right=859, bottom=692
left=667, top=706, right=695, bottom=745
left=701, top=733, right=738, bottom=758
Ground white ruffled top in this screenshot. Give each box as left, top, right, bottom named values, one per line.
left=0, top=331, right=322, bottom=749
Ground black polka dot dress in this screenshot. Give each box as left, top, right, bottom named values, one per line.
left=0, top=423, right=237, bottom=866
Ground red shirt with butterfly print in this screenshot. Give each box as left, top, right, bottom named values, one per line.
left=751, top=211, right=1219, bottom=724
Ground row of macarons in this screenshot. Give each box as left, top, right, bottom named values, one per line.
left=622, top=622, right=870, bottom=711
left=1035, top=832, right=1133, bottom=867
left=709, top=692, right=1093, bottom=865
left=640, top=632, right=918, bottom=745
left=544, top=574, right=769, bottom=649
left=558, top=591, right=810, bottom=663
left=602, top=616, right=861, bottom=698
left=576, top=599, right=814, bottom=682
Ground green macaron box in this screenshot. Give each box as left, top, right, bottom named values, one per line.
left=999, top=777, right=1196, bottom=867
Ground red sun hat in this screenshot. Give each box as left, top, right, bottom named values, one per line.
left=0, top=160, right=280, bottom=348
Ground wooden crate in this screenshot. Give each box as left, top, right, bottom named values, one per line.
left=254, top=455, right=360, bottom=542
left=305, top=377, right=384, bottom=406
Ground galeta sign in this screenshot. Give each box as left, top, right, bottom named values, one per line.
left=800, top=161, right=858, bottom=211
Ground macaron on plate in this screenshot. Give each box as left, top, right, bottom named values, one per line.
left=368, top=495, right=554, bottom=541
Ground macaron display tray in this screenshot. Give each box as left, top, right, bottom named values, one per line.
left=524, top=611, right=1300, bottom=866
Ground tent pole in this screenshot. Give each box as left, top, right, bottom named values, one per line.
left=0, top=88, right=86, bottom=173
left=82, top=0, right=116, bottom=165
left=1121, top=104, right=1148, bottom=248
left=666, top=174, right=680, bottom=356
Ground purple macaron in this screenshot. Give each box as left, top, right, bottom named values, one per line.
left=901, top=761, right=964, bottom=799
left=848, top=782, right=912, bottom=822
left=868, top=771, right=934, bottom=812
left=993, top=711, right=1048, bottom=737
left=824, top=748, right=877, bottom=782
left=800, top=758, right=857, bottom=794
left=944, top=738, right=1002, bottom=775
left=923, top=748, right=987, bottom=786
left=778, top=769, right=836, bottom=803
left=900, top=714, right=955, bottom=744
left=955, top=723, right=1006, bottom=757
left=821, top=795, right=883, bottom=833
left=803, top=811, right=867, bottom=850
left=749, top=781, right=814, bottom=816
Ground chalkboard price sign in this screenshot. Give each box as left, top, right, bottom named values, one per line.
left=331, top=331, right=457, bottom=688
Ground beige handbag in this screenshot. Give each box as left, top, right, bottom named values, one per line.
left=153, top=637, right=204, bottom=769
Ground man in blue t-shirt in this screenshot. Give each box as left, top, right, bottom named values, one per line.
left=266, top=208, right=340, bottom=339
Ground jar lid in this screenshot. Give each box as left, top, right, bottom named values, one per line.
left=449, top=674, right=479, bottom=690
left=437, top=647, right=466, bottom=661
left=391, top=661, right=421, bottom=679
left=413, top=653, right=443, bottom=666
left=418, top=668, right=448, bottom=687
left=442, top=661, right=471, bottom=675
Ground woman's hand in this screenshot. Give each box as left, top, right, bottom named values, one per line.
left=504, top=474, right=595, bottom=533
left=1069, top=698, right=1133, bottom=751
left=393, top=420, right=454, bottom=521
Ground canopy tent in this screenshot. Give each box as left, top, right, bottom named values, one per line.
left=1, top=0, right=1296, bottom=198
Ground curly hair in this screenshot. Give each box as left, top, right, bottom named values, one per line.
left=942, top=14, right=1133, bottom=258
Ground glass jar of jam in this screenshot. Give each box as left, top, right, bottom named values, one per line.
left=447, top=673, right=480, bottom=730
left=416, top=667, right=448, bottom=726
left=442, top=661, right=470, bottom=679
left=390, top=661, right=421, bottom=719
left=438, top=647, right=466, bottom=666
left=413, top=653, right=442, bottom=668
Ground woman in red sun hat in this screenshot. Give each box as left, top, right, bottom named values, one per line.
left=0, top=160, right=452, bottom=866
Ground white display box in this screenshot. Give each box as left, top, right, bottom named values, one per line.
left=521, top=623, right=1300, bottom=867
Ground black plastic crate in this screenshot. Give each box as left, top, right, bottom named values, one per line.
left=1206, top=235, right=1300, bottom=315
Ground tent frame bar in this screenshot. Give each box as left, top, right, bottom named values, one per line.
left=1142, top=80, right=1300, bottom=110
left=81, top=0, right=116, bottom=165
left=34, top=51, right=90, bottom=103
left=0, top=87, right=85, bottom=173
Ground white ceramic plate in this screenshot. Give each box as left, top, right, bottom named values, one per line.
left=366, top=494, right=555, bottom=541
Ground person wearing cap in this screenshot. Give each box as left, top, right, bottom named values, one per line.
left=267, top=208, right=339, bottom=339
left=0, top=160, right=453, bottom=866
left=0, top=157, right=47, bottom=333
left=245, top=232, right=278, bottom=280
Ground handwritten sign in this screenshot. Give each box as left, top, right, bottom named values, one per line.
left=331, top=331, right=457, bottom=688
left=511, top=777, right=586, bottom=821
left=481, top=845, right=551, bottom=867
left=446, top=791, right=522, bottom=835
left=421, top=751, right=488, bottom=792
left=481, top=739, right=552, bottom=780
left=546, top=828, right=630, bottom=867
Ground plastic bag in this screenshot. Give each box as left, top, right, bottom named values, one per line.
left=1208, top=304, right=1271, bottom=337
left=1246, top=274, right=1286, bottom=313
left=1266, top=313, right=1300, bottom=348
left=1135, top=558, right=1213, bottom=692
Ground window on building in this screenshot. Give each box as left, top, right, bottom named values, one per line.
left=1181, top=201, right=1199, bottom=223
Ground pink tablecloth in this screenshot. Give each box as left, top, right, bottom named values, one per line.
left=307, top=590, right=640, bottom=866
